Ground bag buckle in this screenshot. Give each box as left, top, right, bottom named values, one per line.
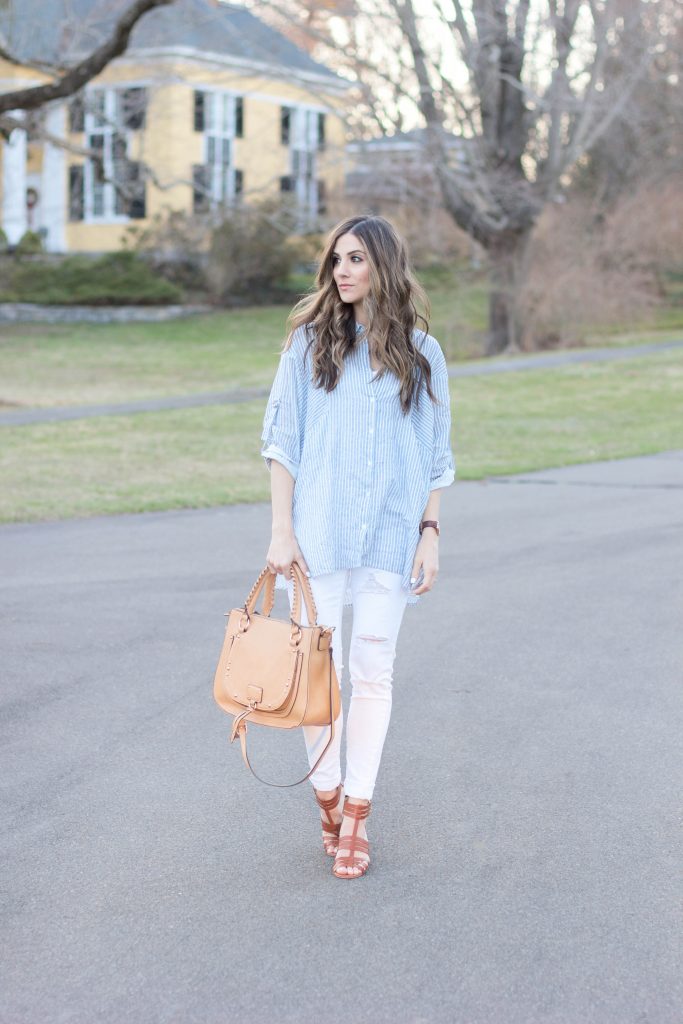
left=317, top=626, right=335, bottom=651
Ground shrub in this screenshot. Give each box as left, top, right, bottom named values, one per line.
left=206, top=200, right=304, bottom=303
left=0, top=251, right=182, bottom=305
left=124, top=208, right=208, bottom=292
left=518, top=178, right=683, bottom=348
left=15, top=230, right=44, bottom=255
left=126, top=202, right=309, bottom=302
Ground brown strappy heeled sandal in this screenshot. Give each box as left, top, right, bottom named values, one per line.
left=314, top=785, right=344, bottom=857
left=332, top=798, right=371, bottom=879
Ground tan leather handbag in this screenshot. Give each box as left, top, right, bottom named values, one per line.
left=213, top=562, right=340, bottom=787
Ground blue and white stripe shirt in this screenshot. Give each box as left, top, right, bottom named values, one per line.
left=261, top=324, right=455, bottom=603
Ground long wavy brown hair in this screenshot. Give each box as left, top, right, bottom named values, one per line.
left=285, top=215, right=435, bottom=413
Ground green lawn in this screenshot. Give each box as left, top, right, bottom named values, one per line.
left=454, top=351, right=683, bottom=477
left=1, top=296, right=681, bottom=410
left=0, top=274, right=493, bottom=407
left=2, top=268, right=681, bottom=523
left=2, top=349, right=681, bottom=523
left=0, top=309, right=289, bottom=408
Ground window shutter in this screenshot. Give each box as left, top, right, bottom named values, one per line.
left=118, top=88, right=147, bottom=130
left=193, top=164, right=211, bottom=212
left=193, top=91, right=205, bottom=132
left=114, top=160, right=146, bottom=218
left=68, top=165, right=84, bottom=221
left=69, top=95, right=85, bottom=132
left=128, top=163, right=146, bottom=219
left=89, top=134, right=105, bottom=183
left=280, top=107, right=291, bottom=145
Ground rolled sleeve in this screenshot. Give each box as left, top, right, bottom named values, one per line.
left=261, top=442, right=299, bottom=481
left=261, top=350, right=305, bottom=479
left=429, top=348, right=456, bottom=490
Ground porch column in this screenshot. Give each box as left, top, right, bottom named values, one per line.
left=2, top=113, right=28, bottom=244
left=42, top=103, right=67, bottom=252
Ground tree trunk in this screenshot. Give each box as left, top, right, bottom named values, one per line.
left=485, top=232, right=531, bottom=355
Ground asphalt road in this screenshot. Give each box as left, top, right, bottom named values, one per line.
left=1, top=452, right=681, bottom=1024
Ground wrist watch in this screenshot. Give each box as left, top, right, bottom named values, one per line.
left=419, top=519, right=440, bottom=536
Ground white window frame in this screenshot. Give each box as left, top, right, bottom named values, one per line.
left=287, top=106, right=326, bottom=228
left=82, top=85, right=146, bottom=224
left=200, top=89, right=242, bottom=207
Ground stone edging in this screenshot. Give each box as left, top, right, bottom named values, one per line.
left=0, top=303, right=214, bottom=323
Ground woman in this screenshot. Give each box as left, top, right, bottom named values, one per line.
left=262, top=215, right=455, bottom=879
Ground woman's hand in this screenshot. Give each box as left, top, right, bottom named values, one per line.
left=410, top=531, right=439, bottom=595
left=266, top=525, right=310, bottom=578
left=267, top=461, right=307, bottom=577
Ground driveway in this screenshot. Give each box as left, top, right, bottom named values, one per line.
left=1, top=451, right=681, bottom=1023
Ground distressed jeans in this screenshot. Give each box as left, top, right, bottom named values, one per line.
left=287, top=566, right=408, bottom=800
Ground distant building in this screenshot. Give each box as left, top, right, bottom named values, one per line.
left=0, top=0, right=349, bottom=252
left=346, top=129, right=470, bottom=208
left=346, top=130, right=472, bottom=261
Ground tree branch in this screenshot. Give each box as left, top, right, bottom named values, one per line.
left=0, top=0, right=174, bottom=118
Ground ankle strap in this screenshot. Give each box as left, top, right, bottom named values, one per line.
left=342, top=798, right=371, bottom=820
left=314, top=785, right=342, bottom=811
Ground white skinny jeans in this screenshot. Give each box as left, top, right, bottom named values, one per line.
left=286, top=566, right=408, bottom=801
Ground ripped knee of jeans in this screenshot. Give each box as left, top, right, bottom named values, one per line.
left=357, top=634, right=389, bottom=644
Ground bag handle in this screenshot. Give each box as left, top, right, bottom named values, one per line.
left=243, top=567, right=277, bottom=617
left=289, top=561, right=318, bottom=626
left=231, top=647, right=336, bottom=788
left=243, top=562, right=317, bottom=626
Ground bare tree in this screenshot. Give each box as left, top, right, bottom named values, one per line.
left=256, top=0, right=676, bottom=353
left=573, top=0, right=683, bottom=213
left=0, top=0, right=174, bottom=133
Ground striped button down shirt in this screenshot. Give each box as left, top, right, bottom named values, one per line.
left=261, top=324, right=455, bottom=602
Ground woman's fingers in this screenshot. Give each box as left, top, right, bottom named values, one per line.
left=265, top=549, right=291, bottom=575
left=413, top=569, right=437, bottom=595
left=268, top=560, right=293, bottom=576
left=412, top=533, right=439, bottom=594
left=294, top=546, right=310, bottom=576
left=268, top=561, right=290, bottom=575
left=412, top=559, right=438, bottom=595
left=266, top=538, right=308, bottom=578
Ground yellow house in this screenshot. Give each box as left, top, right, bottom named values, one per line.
left=0, top=0, right=349, bottom=252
